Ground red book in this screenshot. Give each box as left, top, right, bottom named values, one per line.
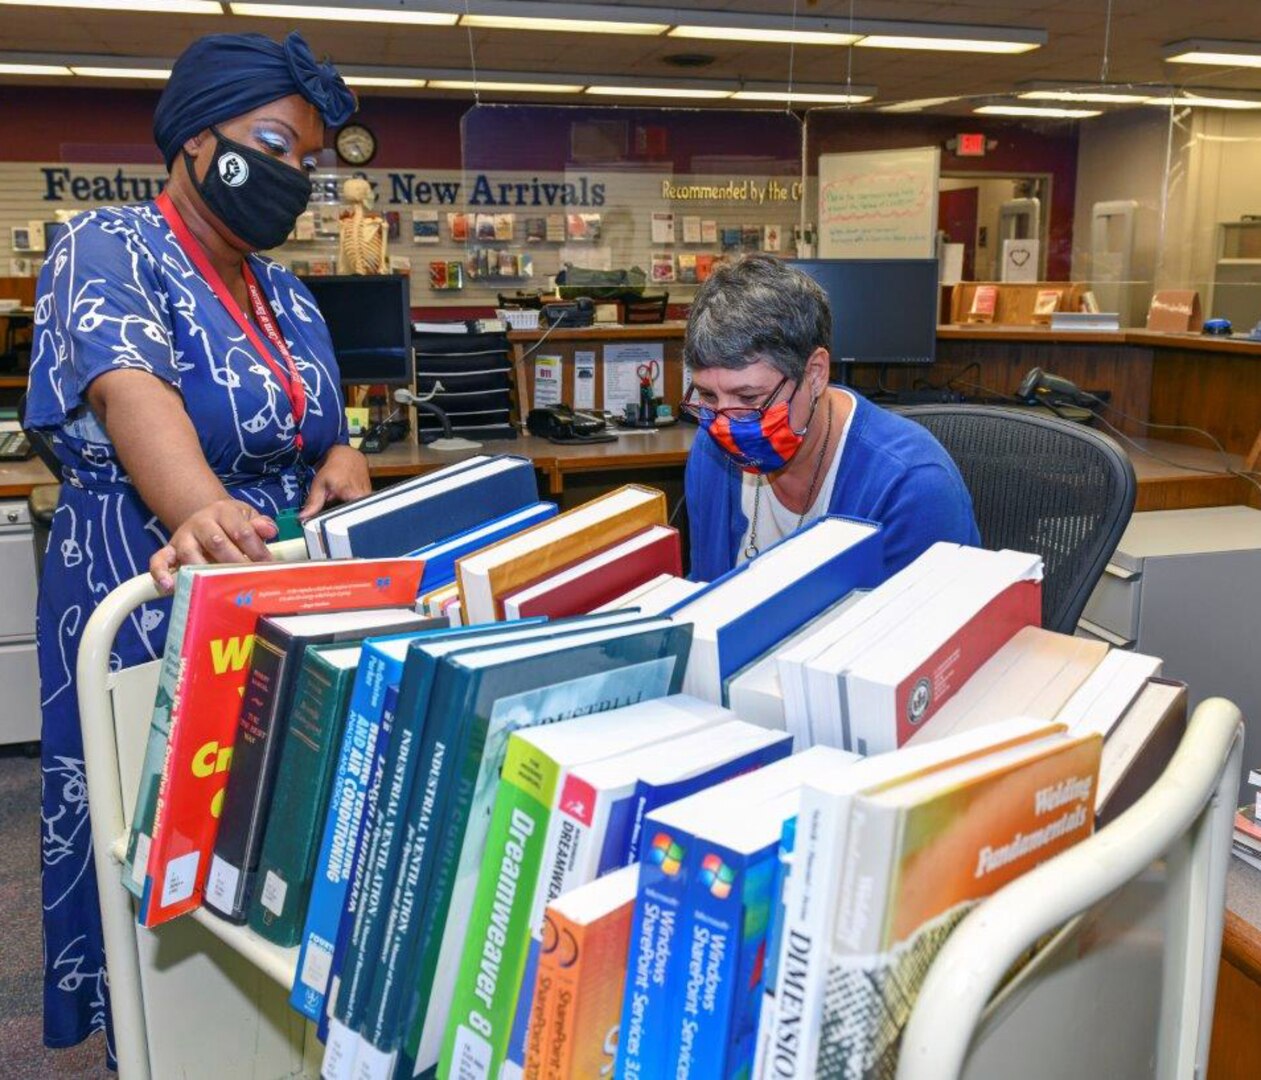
left=500, top=526, right=682, bottom=619
left=126, top=558, right=422, bottom=927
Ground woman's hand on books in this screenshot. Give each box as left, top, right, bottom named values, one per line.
left=149, top=498, right=278, bottom=591
left=300, top=444, right=372, bottom=522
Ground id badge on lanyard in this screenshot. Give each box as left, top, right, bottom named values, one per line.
left=156, top=193, right=308, bottom=459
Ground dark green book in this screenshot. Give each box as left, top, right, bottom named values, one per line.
left=397, top=615, right=692, bottom=1078
left=204, top=609, right=435, bottom=923
left=248, top=644, right=362, bottom=946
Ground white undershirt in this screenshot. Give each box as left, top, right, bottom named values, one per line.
left=737, top=388, right=855, bottom=565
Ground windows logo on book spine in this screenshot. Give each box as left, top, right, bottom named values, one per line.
left=649, top=832, right=684, bottom=876
left=700, top=853, right=735, bottom=900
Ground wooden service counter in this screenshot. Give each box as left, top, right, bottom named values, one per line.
left=1208, top=859, right=1261, bottom=1079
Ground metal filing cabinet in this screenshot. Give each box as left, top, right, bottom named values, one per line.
left=1079, top=506, right=1261, bottom=796
left=0, top=499, right=40, bottom=744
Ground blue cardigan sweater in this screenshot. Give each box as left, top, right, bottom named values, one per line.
left=685, top=392, right=981, bottom=581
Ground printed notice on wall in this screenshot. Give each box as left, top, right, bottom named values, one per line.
left=574, top=350, right=596, bottom=410
left=534, top=356, right=563, bottom=410
left=604, top=341, right=664, bottom=418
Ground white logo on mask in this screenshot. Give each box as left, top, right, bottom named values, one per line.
left=218, top=153, right=249, bottom=187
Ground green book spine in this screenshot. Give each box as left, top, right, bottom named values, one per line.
left=123, top=572, right=195, bottom=898
left=439, top=733, right=558, bottom=1078
left=248, top=649, right=358, bottom=946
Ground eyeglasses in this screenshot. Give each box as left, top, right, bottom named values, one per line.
left=680, top=375, right=795, bottom=423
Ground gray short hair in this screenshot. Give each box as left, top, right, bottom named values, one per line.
left=684, top=254, right=832, bottom=379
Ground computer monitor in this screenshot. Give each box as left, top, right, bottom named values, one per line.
left=301, top=274, right=414, bottom=385
left=786, top=259, right=939, bottom=366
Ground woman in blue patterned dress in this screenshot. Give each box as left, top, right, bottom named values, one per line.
left=23, top=32, right=370, bottom=1064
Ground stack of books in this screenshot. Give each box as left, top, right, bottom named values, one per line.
left=1234, top=770, right=1261, bottom=871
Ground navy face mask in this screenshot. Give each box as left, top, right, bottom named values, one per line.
left=184, top=126, right=312, bottom=251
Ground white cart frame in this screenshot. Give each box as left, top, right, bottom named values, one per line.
left=77, top=556, right=1243, bottom=1080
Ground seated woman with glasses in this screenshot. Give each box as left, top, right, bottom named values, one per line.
left=682, top=255, right=979, bottom=580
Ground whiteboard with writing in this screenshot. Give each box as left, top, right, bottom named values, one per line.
left=817, top=147, right=940, bottom=258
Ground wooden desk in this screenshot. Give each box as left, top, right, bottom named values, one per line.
left=1208, top=859, right=1261, bottom=1079
left=0, top=455, right=53, bottom=498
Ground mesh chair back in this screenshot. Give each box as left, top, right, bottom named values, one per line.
left=897, top=405, right=1136, bottom=634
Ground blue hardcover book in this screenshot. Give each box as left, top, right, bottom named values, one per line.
left=667, top=516, right=884, bottom=702
left=293, top=629, right=446, bottom=1025
left=410, top=501, right=557, bottom=593
left=319, top=455, right=539, bottom=559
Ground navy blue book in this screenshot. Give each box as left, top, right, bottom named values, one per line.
left=310, top=454, right=539, bottom=559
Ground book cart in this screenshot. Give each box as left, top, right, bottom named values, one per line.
left=77, top=544, right=1244, bottom=1080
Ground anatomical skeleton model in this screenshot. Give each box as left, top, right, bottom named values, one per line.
left=337, top=176, right=389, bottom=274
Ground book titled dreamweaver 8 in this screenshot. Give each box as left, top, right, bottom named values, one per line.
left=123, top=559, right=423, bottom=928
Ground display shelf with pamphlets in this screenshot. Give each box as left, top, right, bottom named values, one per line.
left=76, top=508, right=1242, bottom=1080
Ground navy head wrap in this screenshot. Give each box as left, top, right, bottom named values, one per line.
left=153, top=31, right=356, bottom=168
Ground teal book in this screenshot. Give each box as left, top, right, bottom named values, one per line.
left=397, top=615, right=692, bottom=1080
left=248, top=644, right=362, bottom=946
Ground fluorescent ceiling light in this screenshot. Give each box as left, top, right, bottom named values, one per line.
left=730, top=90, right=873, bottom=104
left=1144, top=93, right=1261, bottom=110
left=586, top=85, right=733, bottom=99
left=230, top=3, right=457, bottom=24
left=0, top=62, right=72, bottom=75
left=70, top=65, right=171, bottom=79
left=859, top=35, right=1039, bottom=54
left=1020, top=88, right=1151, bottom=104
left=669, top=26, right=858, bottom=46
left=459, top=13, right=667, bottom=35
left=0, top=0, right=220, bottom=10
left=344, top=76, right=427, bottom=88
left=1163, top=40, right=1261, bottom=68
left=428, top=79, right=584, bottom=92
left=877, top=97, right=959, bottom=112
left=975, top=104, right=1100, bottom=118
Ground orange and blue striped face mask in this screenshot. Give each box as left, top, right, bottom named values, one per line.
left=700, top=383, right=814, bottom=474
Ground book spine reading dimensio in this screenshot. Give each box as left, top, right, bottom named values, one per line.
left=248, top=654, right=347, bottom=946
left=205, top=627, right=290, bottom=922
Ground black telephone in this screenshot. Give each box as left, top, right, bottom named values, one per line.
left=540, top=296, right=595, bottom=328
left=0, top=431, right=33, bottom=461
left=526, top=403, right=614, bottom=444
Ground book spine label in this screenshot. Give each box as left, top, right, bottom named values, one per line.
left=249, top=656, right=350, bottom=946
left=204, top=629, right=289, bottom=921
left=412, top=656, right=679, bottom=1075
left=753, top=816, right=796, bottom=1080
left=291, top=661, right=388, bottom=1023
left=440, top=736, right=557, bottom=1079
left=616, top=826, right=692, bottom=1080
left=124, top=576, right=194, bottom=898
left=762, top=790, right=848, bottom=1080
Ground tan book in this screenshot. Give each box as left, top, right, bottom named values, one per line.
left=906, top=627, right=1108, bottom=745
left=456, top=485, right=667, bottom=623
left=1095, top=678, right=1187, bottom=827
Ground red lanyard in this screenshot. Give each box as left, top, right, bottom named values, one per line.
left=156, top=192, right=306, bottom=449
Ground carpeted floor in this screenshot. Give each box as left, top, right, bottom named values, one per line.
left=0, top=746, right=112, bottom=1079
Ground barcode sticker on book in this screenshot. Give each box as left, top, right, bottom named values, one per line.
left=261, top=870, right=288, bottom=917
left=205, top=856, right=239, bottom=912
left=161, top=850, right=199, bottom=907
left=131, top=833, right=150, bottom=889
left=451, top=1026, right=492, bottom=1080
left=300, top=938, right=334, bottom=993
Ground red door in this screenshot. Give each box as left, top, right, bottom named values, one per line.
left=938, top=186, right=979, bottom=280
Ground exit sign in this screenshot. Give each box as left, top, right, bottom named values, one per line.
left=957, top=132, right=987, bottom=157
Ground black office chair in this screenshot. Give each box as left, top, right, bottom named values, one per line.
left=896, top=405, right=1136, bottom=634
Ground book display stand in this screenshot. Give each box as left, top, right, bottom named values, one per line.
left=77, top=541, right=1243, bottom=1079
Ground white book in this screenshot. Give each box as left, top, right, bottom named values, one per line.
left=1056, top=648, right=1163, bottom=737
left=727, top=590, right=868, bottom=736
left=303, top=456, right=494, bottom=558
left=673, top=518, right=878, bottom=703
left=843, top=549, right=1043, bottom=755
left=801, top=545, right=991, bottom=750
left=759, top=717, right=1061, bottom=1079
left=595, top=573, right=706, bottom=615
